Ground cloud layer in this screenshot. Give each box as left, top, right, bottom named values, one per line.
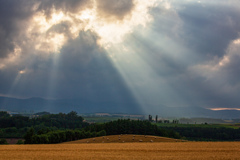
left=0, top=0, right=240, bottom=114
left=96, top=0, right=134, bottom=20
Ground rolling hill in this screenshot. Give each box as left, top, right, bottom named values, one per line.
left=63, top=134, right=185, bottom=144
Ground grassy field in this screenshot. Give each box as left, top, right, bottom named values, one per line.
left=83, top=116, right=121, bottom=123
left=0, top=142, right=239, bottom=160
left=63, top=134, right=184, bottom=144
left=83, top=116, right=143, bottom=123
left=156, top=123, right=240, bottom=129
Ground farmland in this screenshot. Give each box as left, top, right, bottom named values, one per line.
left=156, top=122, right=240, bottom=129
left=63, top=134, right=184, bottom=143
left=0, top=142, right=239, bottom=160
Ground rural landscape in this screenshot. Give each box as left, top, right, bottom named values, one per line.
left=0, top=111, right=240, bottom=159
left=1, top=0, right=240, bottom=159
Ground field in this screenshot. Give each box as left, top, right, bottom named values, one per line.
left=156, top=123, right=240, bottom=129
left=63, top=134, right=184, bottom=143
left=83, top=116, right=143, bottom=123
left=0, top=142, right=240, bottom=160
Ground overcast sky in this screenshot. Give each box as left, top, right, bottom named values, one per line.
left=0, top=0, right=240, bottom=113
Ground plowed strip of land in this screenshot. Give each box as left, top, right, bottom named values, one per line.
left=0, top=142, right=239, bottom=160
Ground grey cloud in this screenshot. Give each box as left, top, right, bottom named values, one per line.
left=1, top=0, right=240, bottom=114
left=117, top=1, right=240, bottom=109
left=47, top=21, right=73, bottom=38
left=224, top=55, right=240, bottom=85
left=0, top=27, right=14, bottom=58
left=0, top=0, right=36, bottom=58
left=149, top=1, right=240, bottom=63
left=0, top=0, right=92, bottom=59
left=96, top=0, right=134, bottom=20
left=177, top=2, right=240, bottom=59
left=0, top=30, right=138, bottom=106
left=55, top=31, right=134, bottom=101
left=37, top=0, right=93, bottom=17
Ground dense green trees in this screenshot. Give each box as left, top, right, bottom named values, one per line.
left=24, top=127, right=35, bottom=144
left=85, top=119, right=181, bottom=139
left=0, top=111, right=89, bottom=138
left=24, top=128, right=106, bottom=144
left=30, top=111, right=88, bottom=129
left=0, top=114, right=30, bottom=128
left=0, top=111, right=10, bottom=118
left=0, top=111, right=88, bottom=130
left=160, top=126, right=240, bottom=141
left=0, top=138, right=8, bottom=144
left=16, top=139, right=24, bottom=144
left=23, top=119, right=181, bottom=144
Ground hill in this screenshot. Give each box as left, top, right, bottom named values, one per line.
left=1, top=96, right=240, bottom=118
left=0, top=96, right=142, bottom=114
left=63, top=134, right=184, bottom=144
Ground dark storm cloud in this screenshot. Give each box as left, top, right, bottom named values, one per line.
left=1, top=0, right=240, bottom=114
left=120, top=0, right=240, bottom=109
left=147, top=1, right=240, bottom=72
left=0, top=0, right=36, bottom=58
left=0, top=30, right=138, bottom=107
left=177, top=3, right=240, bottom=107
left=172, top=1, right=240, bottom=108
left=177, top=2, right=240, bottom=59
left=54, top=31, right=137, bottom=103
left=0, top=0, right=137, bottom=101
left=223, top=55, right=240, bottom=86
left=96, top=0, right=134, bottom=20
left=0, top=0, right=92, bottom=59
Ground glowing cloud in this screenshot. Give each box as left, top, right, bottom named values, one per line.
left=209, top=108, right=240, bottom=111
left=0, top=0, right=158, bottom=68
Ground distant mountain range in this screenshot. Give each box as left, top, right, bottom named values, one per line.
left=0, top=96, right=142, bottom=114
left=0, top=96, right=239, bottom=119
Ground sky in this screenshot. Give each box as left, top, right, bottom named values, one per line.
left=0, top=0, right=240, bottom=114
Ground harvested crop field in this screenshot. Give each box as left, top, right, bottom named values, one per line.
left=63, top=134, right=184, bottom=143
left=0, top=142, right=239, bottom=160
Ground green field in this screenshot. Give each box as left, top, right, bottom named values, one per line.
left=83, top=117, right=121, bottom=123
left=155, top=123, right=240, bottom=129
left=83, top=116, right=143, bottom=123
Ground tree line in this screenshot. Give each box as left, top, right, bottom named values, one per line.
left=24, top=128, right=106, bottom=144
left=24, top=119, right=182, bottom=144
left=0, top=111, right=89, bottom=138
left=160, top=126, right=240, bottom=141
left=85, top=119, right=182, bottom=139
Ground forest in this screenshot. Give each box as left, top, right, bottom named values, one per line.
left=0, top=111, right=89, bottom=138
left=24, top=119, right=182, bottom=144
left=160, top=126, right=240, bottom=141
left=1, top=111, right=240, bottom=144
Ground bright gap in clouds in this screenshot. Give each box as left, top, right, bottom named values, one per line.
left=25, top=0, right=159, bottom=103
left=209, top=108, right=240, bottom=111
left=25, top=0, right=158, bottom=55
left=1, top=0, right=158, bottom=100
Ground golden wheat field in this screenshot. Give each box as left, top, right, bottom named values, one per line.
left=0, top=142, right=240, bottom=160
